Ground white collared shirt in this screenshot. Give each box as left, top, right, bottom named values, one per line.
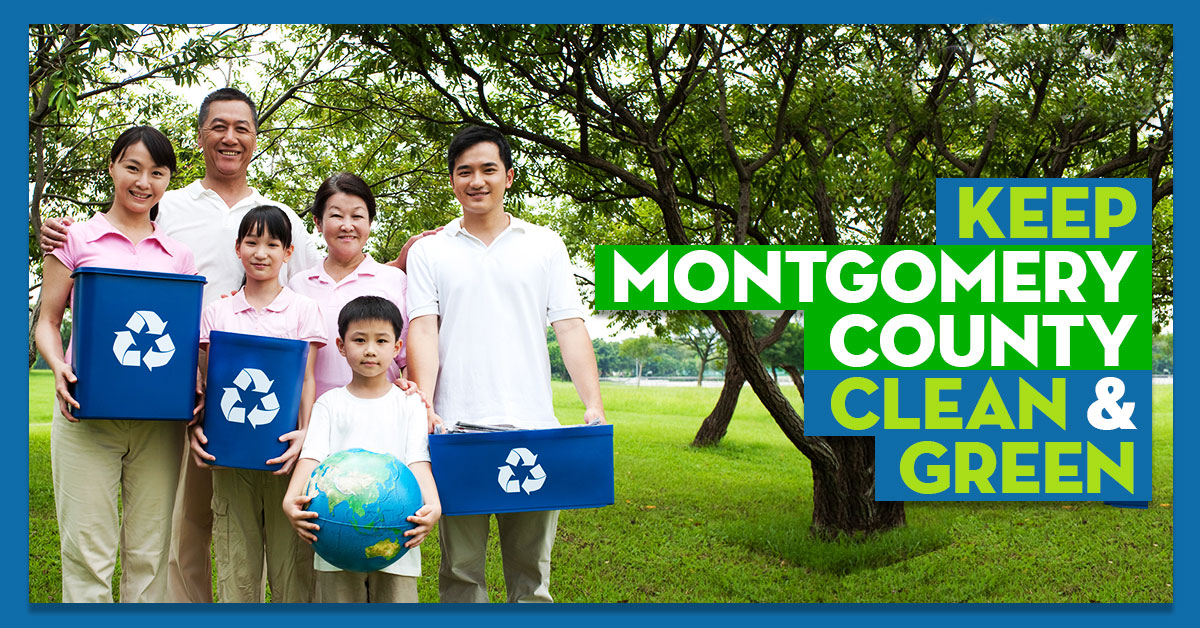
left=156, top=180, right=322, bottom=306
left=406, top=214, right=585, bottom=428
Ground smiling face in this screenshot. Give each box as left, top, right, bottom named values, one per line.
left=316, top=192, right=371, bottom=263
left=235, top=227, right=293, bottom=284
left=108, top=140, right=171, bottom=216
left=198, top=99, right=257, bottom=181
left=451, top=141, right=514, bottom=218
left=336, top=318, right=401, bottom=380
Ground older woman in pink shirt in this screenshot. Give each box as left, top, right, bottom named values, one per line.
left=35, top=126, right=196, bottom=603
left=287, top=172, right=410, bottom=399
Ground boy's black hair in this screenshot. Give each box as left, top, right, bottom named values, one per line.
left=198, top=87, right=259, bottom=133
left=110, top=125, right=177, bottom=221
left=446, top=125, right=512, bottom=174
left=312, top=171, right=376, bottom=223
left=236, top=205, right=292, bottom=249
left=338, top=295, right=404, bottom=339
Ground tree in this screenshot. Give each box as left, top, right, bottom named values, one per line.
left=619, top=336, right=663, bottom=386
left=332, top=23, right=1172, bottom=537
left=754, top=313, right=804, bottom=398
left=1152, top=333, right=1173, bottom=375
left=661, top=312, right=724, bottom=386
left=592, top=338, right=628, bottom=377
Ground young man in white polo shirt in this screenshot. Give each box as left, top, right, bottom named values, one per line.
left=405, top=125, right=606, bottom=603
left=40, top=88, right=323, bottom=602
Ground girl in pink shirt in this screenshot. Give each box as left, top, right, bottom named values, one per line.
left=34, top=126, right=196, bottom=602
left=188, top=205, right=325, bottom=603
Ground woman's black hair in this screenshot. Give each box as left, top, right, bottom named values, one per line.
left=237, top=205, right=293, bottom=249
left=312, top=172, right=377, bottom=223
left=110, top=125, right=177, bottom=221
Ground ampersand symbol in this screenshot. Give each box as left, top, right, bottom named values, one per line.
left=1087, top=377, right=1136, bottom=430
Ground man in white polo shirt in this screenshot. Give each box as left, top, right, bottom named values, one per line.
left=405, top=125, right=606, bottom=603
left=41, top=87, right=322, bottom=602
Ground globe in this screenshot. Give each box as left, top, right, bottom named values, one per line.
left=305, top=448, right=424, bottom=572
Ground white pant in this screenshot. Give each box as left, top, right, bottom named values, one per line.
left=438, top=510, right=559, bottom=603
left=50, top=404, right=184, bottom=602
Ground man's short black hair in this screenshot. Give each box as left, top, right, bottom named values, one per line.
left=446, top=125, right=512, bottom=173
left=338, top=296, right=404, bottom=339
left=198, top=87, right=259, bottom=133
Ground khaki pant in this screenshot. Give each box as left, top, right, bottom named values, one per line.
left=315, top=570, right=418, bottom=603
left=211, top=468, right=314, bottom=602
left=166, top=435, right=214, bottom=602
left=438, top=510, right=559, bottom=603
left=50, top=405, right=184, bottom=602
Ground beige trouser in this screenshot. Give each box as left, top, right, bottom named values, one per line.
left=166, top=435, right=214, bottom=602
left=438, top=510, right=559, bottom=603
left=211, top=468, right=314, bottom=602
left=315, top=570, right=418, bottom=603
left=50, top=404, right=184, bottom=603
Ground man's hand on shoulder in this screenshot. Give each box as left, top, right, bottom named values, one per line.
left=40, top=216, right=73, bottom=254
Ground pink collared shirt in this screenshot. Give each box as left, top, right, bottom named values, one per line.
left=287, top=255, right=409, bottom=399
left=49, top=213, right=198, bottom=361
left=199, top=286, right=327, bottom=348
left=50, top=213, right=197, bottom=276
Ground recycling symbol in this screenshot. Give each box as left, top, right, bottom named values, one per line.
left=112, top=310, right=175, bottom=370
left=497, top=447, right=546, bottom=494
left=220, top=368, right=280, bottom=427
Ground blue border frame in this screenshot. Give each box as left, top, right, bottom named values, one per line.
left=8, top=8, right=1190, bottom=627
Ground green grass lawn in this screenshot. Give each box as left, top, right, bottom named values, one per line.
left=29, top=370, right=1173, bottom=603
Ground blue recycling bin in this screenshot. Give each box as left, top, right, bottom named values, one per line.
left=430, top=424, right=614, bottom=515
left=203, top=330, right=309, bottom=471
left=69, top=267, right=206, bottom=420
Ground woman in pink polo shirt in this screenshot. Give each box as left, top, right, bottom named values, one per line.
left=35, top=126, right=196, bottom=602
left=287, top=172, right=409, bottom=400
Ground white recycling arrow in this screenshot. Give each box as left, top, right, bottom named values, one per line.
left=136, top=310, right=167, bottom=335
left=143, top=333, right=176, bottom=370
left=506, top=447, right=538, bottom=467
left=497, top=465, right=521, bottom=493
left=113, top=330, right=140, bottom=366
left=522, top=464, right=546, bottom=494
left=221, top=388, right=244, bottom=423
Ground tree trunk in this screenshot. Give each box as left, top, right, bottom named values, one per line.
left=810, top=437, right=906, bottom=538
left=28, top=292, right=41, bottom=368
left=696, top=355, right=707, bottom=386
left=692, top=358, right=743, bottom=447
left=780, top=364, right=805, bottom=403
left=717, top=309, right=905, bottom=537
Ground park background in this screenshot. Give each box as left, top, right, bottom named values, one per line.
left=17, top=19, right=1185, bottom=619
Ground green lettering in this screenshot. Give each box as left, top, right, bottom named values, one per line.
left=901, top=441, right=950, bottom=494
left=959, top=187, right=1005, bottom=239
left=1010, top=187, right=1048, bottom=238
left=832, top=377, right=879, bottom=430
left=955, top=441, right=997, bottom=493
left=1002, top=441, right=1041, bottom=493
left=1095, top=187, right=1137, bottom=238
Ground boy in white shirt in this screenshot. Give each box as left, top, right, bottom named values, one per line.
left=282, top=296, right=441, bottom=603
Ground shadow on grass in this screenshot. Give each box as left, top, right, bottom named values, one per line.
left=719, top=517, right=951, bottom=575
